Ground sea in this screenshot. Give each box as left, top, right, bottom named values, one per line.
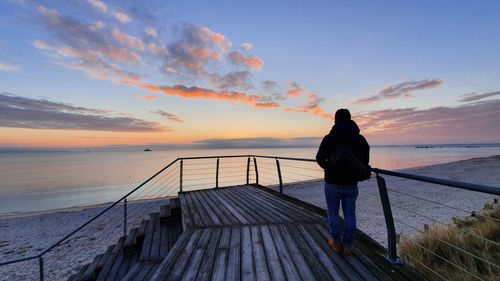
left=1, top=144, right=500, bottom=215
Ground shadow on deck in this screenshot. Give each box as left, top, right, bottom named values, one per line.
left=71, top=184, right=426, bottom=281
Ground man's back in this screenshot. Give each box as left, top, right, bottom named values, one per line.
left=316, top=119, right=369, bottom=185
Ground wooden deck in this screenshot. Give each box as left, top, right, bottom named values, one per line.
left=150, top=185, right=416, bottom=281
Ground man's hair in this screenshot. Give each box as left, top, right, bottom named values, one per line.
left=335, top=108, right=351, bottom=123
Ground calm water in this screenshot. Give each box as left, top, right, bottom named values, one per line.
left=1, top=145, right=500, bottom=214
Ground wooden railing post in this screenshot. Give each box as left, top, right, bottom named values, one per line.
left=276, top=158, right=283, bottom=194
left=246, top=157, right=250, bottom=185
left=253, top=157, right=259, bottom=185
left=179, top=159, right=183, bottom=192
left=216, top=158, right=220, bottom=188
left=376, top=173, right=403, bottom=264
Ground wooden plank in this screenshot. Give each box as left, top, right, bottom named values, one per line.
left=295, top=224, right=351, bottom=281
left=150, top=213, right=162, bottom=261
left=192, top=190, right=221, bottom=225
left=241, top=226, right=255, bottom=281
left=218, top=226, right=231, bottom=249
left=95, top=245, right=114, bottom=273
left=119, top=262, right=140, bottom=281
left=211, top=248, right=228, bottom=281
left=244, top=186, right=323, bottom=222
left=181, top=248, right=205, bottom=281
left=160, top=205, right=171, bottom=218
left=221, top=187, right=270, bottom=224
left=159, top=222, right=169, bottom=258
left=276, top=225, right=316, bottom=281
left=199, top=189, right=234, bottom=225
left=225, top=227, right=241, bottom=281
left=209, top=188, right=250, bottom=224
left=231, top=187, right=281, bottom=224
left=115, top=247, right=139, bottom=281
left=166, top=228, right=209, bottom=280
left=313, top=224, right=387, bottom=281
left=131, top=262, right=155, bottom=281
left=216, top=187, right=265, bottom=224
left=234, top=186, right=294, bottom=223
left=143, top=263, right=161, bottom=281
left=251, top=225, right=272, bottom=281
left=184, top=192, right=205, bottom=227
left=260, top=225, right=286, bottom=281
left=206, top=189, right=242, bottom=224
left=268, top=225, right=303, bottom=281
left=123, top=227, right=138, bottom=249
left=286, top=224, right=331, bottom=281
left=103, top=247, right=125, bottom=281
left=80, top=253, right=103, bottom=281
left=247, top=185, right=324, bottom=221
left=179, top=193, right=193, bottom=229
left=140, top=212, right=158, bottom=261
left=197, top=227, right=222, bottom=281
left=96, top=236, right=126, bottom=281
left=349, top=247, right=394, bottom=281
left=137, top=219, right=148, bottom=239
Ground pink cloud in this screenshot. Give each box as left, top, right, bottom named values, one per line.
left=103, top=47, right=141, bottom=62
left=114, top=12, right=131, bottom=23
left=242, top=43, right=253, bottom=51
left=145, top=27, right=158, bottom=37
left=142, top=95, right=159, bottom=100
left=228, top=51, right=264, bottom=71
left=285, top=93, right=334, bottom=119
left=354, top=79, right=444, bottom=104
left=87, top=0, right=107, bottom=13
left=112, top=28, right=145, bottom=51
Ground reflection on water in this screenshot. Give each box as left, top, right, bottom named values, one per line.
left=1, top=145, right=500, bottom=214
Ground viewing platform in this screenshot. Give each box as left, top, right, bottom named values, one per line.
left=152, top=184, right=422, bottom=281
left=2, top=155, right=499, bottom=281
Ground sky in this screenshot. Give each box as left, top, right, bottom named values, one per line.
left=1, top=0, right=500, bottom=148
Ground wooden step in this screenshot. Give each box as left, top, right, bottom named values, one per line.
left=79, top=253, right=103, bottom=281
left=170, top=198, right=181, bottom=216
left=68, top=263, right=89, bottom=281
left=95, top=246, right=114, bottom=273
left=123, top=227, right=139, bottom=249
left=159, top=205, right=171, bottom=223
left=136, top=219, right=148, bottom=240
left=95, top=236, right=126, bottom=281
left=139, top=213, right=159, bottom=261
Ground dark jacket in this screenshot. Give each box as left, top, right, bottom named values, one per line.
left=315, top=120, right=370, bottom=185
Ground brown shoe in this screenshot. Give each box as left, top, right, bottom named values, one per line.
left=342, top=244, right=352, bottom=256
left=327, top=239, right=342, bottom=253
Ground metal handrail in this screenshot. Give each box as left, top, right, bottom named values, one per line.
left=1, top=153, right=499, bottom=279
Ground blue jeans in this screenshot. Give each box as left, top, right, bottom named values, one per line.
left=324, top=183, right=358, bottom=245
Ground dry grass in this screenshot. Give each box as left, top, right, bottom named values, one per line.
left=399, top=201, right=500, bottom=281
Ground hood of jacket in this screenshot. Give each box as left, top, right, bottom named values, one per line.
left=329, top=120, right=360, bottom=136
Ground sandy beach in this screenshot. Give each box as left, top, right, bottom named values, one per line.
left=0, top=155, right=499, bottom=280
left=0, top=198, right=170, bottom=280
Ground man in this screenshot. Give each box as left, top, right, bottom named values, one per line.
left=316, top=109, right=370, bottom=255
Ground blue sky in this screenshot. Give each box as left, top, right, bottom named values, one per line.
left=1, top=0, right=500, bottom=147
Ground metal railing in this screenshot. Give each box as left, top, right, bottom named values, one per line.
left=1, top=154, right=499, bottom=281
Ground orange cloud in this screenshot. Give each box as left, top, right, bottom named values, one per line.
left=228, top=51, right=264, bottom=71
left=254, top=102, right=280, bottom=108
left=286, top=81, right=304, bottom=97
left=284, top=93, right=334, bottom=120
left=287, top=88, right=304, bottom=97
left=142, top=95, right=159, bottom=100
